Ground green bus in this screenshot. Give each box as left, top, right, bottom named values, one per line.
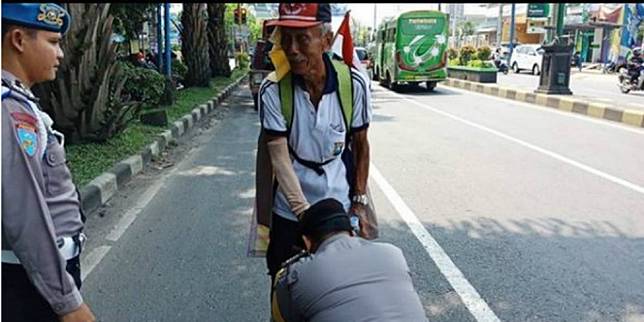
left=373, top=10, right=449, bottom=91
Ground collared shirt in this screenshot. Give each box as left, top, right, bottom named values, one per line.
left=273, top=234, right=429, bottom=322
left=2, top=70, right=84, bottom=314
left=259, top=55, right=372, bottom=221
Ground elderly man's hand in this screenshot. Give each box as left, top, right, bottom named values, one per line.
left=350, top=203, right=372, bottom=239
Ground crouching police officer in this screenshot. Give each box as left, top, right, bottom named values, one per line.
left=272, top=198, right=428, bottom=322
left=2, top=3, right=96, bottom=322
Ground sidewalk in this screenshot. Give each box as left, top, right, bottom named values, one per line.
left=441, top=76, right=644, bottom=129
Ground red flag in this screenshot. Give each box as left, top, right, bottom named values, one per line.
left=336, top=12, right=355, bottom=68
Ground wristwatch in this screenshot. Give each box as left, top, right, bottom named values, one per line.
left=352, top=194, right=369, bottom=206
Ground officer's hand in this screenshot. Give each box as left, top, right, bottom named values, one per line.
left=59, top=303, right=96, bottom=322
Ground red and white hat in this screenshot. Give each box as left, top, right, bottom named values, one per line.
left=267, top=3, right=331, bottom=28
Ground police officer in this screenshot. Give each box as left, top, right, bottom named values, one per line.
left=2, top=3, right=96, bottom=322
left=272, top=198, right=428, bottom=322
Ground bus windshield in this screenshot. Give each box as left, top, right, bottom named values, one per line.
left=400, top=17, right=445, bottom=35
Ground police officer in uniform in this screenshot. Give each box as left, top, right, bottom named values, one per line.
left=272, top=198, right=428, bottom=322
left=2, top=3, right=96, bottom=322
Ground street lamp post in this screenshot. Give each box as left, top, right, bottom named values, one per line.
left=535, top=3, right=573, bottom=95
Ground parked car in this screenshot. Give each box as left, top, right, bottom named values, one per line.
left=354, top=46, right=372, bottom=89
left=249, top=19, right=277, bottom=110
left=510, top=44, right=544, bottom=75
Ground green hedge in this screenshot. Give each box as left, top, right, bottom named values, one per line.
left=67, top=67, right=248, bottom=186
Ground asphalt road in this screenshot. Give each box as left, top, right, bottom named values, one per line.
left=80, top=80, right=644, bottom=321
left=497, top=71, right=644, bottom=112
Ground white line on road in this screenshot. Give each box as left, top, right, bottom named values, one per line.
left=105, top=169, right=176, bottom=241
left=435, top=85, right=644, bottom=135
left=81, top=246, right=111, bottom=281
left=383, top=90, right=644, bottom=196
left=84, top=167, right=179, bottom=282
left=370, top=164, right=501, bottom=322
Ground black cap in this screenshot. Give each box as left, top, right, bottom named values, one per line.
left=299, top=198, right=352, bottom=236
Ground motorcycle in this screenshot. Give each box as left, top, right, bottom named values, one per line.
left=494, top=58, right=509, bottom=74
left=618, top=63, right=644, bottom=94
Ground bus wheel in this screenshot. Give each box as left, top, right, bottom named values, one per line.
left=373, top=68, right=380, bottom=81
left=426, top=81, right=436, bottom=91
left=383, top=72, right=391, bottom=88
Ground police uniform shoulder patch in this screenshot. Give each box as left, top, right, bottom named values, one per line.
left=11, top=112, right=38, bottom=157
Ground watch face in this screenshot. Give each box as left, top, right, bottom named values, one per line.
left=353, top=194, right=368, bottom=205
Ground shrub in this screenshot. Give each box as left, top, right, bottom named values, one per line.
left=448, top=48, right=459, bottom=60
left=467, top=59, right=495, bottom=69
left=459, top=45, right=476, bottom=66
left=172, top=59, right=188, bottom=81
left=116, top=61, right=166, bottom=110
left=477, top=46, right=492, bottom=61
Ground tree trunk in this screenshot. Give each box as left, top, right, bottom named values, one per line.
left=208, top=3, right=231, bottom=77
left=180, top=3, right=211, bottom=87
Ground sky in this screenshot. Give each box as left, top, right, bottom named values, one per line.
left=347, top=3, right=488, bottom=29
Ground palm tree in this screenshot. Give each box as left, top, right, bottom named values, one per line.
left=179, top=3, right=211, bottom=86
left=208, top=3, right=231, bottom=77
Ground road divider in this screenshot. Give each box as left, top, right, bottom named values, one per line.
left=441, top=78, right=644, bottom=129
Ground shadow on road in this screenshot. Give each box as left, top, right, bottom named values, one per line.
left=379, top=215, right=644, bottom=322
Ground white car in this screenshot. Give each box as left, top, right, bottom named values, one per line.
left=354, top=47, right=372, bottom=90
left=510, top=44, right=544, bottom=75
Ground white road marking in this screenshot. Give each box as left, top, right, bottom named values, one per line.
left=84, top=167, right=180, bottom=281
left=379, top=89, right=644, bottom=196
left=370, top=164, right=501, bottom=322
left=105, top=168, right=177, bottom=242
left=81, top=246, right=111, bottom=281
left=433, top=84, right=644, bottom=135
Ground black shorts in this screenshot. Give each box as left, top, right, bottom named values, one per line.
left=2, top=255, right=81, bottom=322
left=266, top=212, right=305, bottom=283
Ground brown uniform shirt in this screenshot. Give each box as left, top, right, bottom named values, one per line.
left=2, top=70, right=84, bottom=314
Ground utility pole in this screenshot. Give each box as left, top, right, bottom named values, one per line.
left=496, top=4, right=503, bottom=46
left=438, top=3, right=441, bottom=12
left=156, top=3, right=163, bottom=73
left=237, top=3, right=242, bottom=56
left=164, top=2, right=171, bottom=77
left=507, top=3, right=516, bottom=66
left=373, top=3, right=377, bottom=41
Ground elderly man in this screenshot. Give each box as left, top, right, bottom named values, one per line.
left=256, top=3, right=373, bottom=287
left=2, top=3, right=95, bottom=322
left=272, top=198, right=428, bottom=322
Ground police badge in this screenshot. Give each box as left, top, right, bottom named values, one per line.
left=37, top=4, right=65, bottom=27
left=333, top=142, right=344, bottom=156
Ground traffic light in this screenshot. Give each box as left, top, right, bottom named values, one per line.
left=241, top=8, right=247, bottom=24
left=234, top=8, right=240, bottom=24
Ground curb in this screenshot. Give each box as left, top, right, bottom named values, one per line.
left=79, top=75, right=247, bottom=215
left=442, top=78, right=644, bottom=128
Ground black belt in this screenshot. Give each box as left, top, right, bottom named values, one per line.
left=288, top=145, right=334, bottom=176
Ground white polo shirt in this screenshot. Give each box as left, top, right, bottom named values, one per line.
left=259, top=55, right=372, bottom=222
